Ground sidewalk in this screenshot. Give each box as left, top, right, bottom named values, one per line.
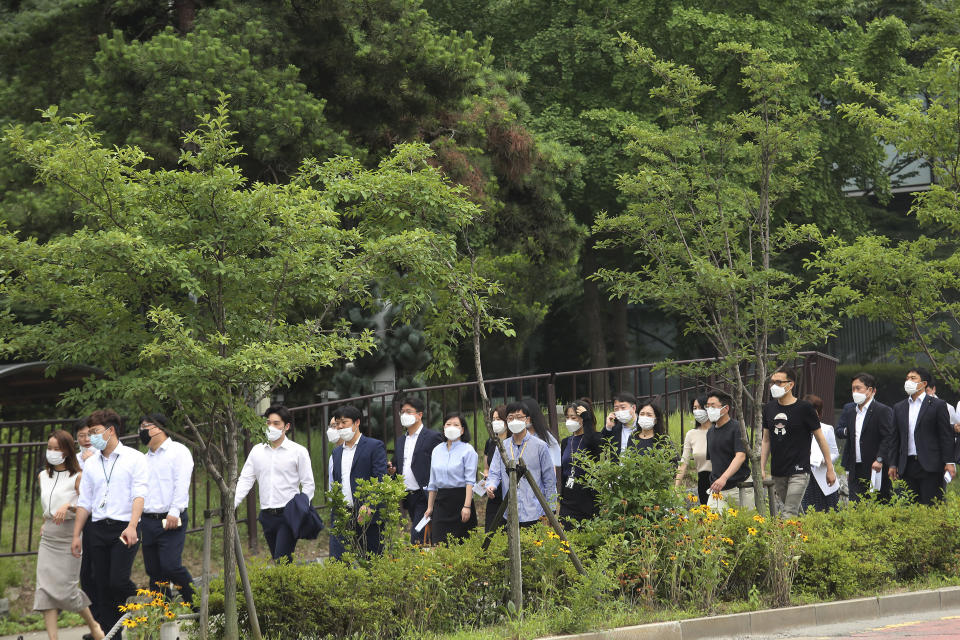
left=0, top=621, right=181, bottom=640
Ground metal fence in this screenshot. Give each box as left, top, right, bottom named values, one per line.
left=0, top=351, right=837, bottom=556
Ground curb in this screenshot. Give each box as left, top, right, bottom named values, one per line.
left=538, top=586, right=960, bottom=640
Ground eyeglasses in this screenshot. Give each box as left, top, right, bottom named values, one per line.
left=506, top=413, right=527, bottom=421
left=770, top=379, right=790, bottom=385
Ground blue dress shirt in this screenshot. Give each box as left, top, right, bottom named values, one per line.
left=426, top=440, right=478, bottom=491
left=487, top=433, right=557, bottom=522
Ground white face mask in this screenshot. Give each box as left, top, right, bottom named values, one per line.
left=326, top=427, right=341, bottom=443
left=904, top=380, right=919, bottom=395
left=564, top=419, right=581, bottom=434
left=706, top=406, right=724, bottom=423
left=615, top=409, right=633, bottom=423
left=637, top=416, right=656, bottom=431
left=444, top=425, right=462, bottom=440
left=46, top=450, right=65, bottom=466
left=769, top=384, right=787, bottom=399
left=692, top=409, right=709, bottom=424
left=338, top=426, right=356, bottom=441
left=852, top=391, right=868, bottom=406
left=507, top=419, right=527, bottom=434
left=491, top=420, right=506, bottom=435
left=400, top=413, right=417, bottom=428
left=266, top=426, right=285, bottom=442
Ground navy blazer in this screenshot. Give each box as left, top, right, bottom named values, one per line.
left=283, top=492, right=324, bottom=540
left=834, top=399, right=894, bottom=470
left=331, top=436, right=388, bottom=504
left=392, top=427, right=443, bottom=489
left=890, top=394, right=954, bottom=474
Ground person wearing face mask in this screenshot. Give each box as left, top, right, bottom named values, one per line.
left=483, top=406, right=509, bottom=532
left=75, top=421, right=96, bottom=467
left=485, top=401, right=557, bottom=527
left=799, top=395, right=841, bottom=513
left=233, top=405, right=315, bottom=563
left=138, top=413, right=195, bottom=607
left=760, top=366, right=837, bottom=518
left=424, top=413, right=478, bottom=543
left=834, top=372, right=894, bottom=502
left=888, top=367, right=956, bottom=505
left=705, top=391, right=754, bottom=510
left=386, top=396, right=444, bottom=545
left=602, top=392, right=661, bottom=459
left=71, top=409, right=149, bottom=637
left=329, top=405, right=388, bottom=559
left=558, top=399, right=602, bottom=525
left=522, top=397, right=562, bottom=478
left=676, top=395, right=713, bottom=504
left=35, top=429, right=104, bottom=640
left=631, top=401, right=668, bottom=454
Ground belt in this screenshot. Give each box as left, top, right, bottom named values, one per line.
left=406, top=488, right=424, bottom=493
left=261, top=507, right=284, bottom=515
left=95, top=518, right=128, bottom=527
left=143, top=512, right=168, bottom=520
left=908, top=455, right=918, bottom=460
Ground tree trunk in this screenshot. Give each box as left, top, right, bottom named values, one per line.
left=222, top=508, right=239, bottom=640
left=506, top=465, right=523, bottom=611
left=173, top=0, right=198, bottom=33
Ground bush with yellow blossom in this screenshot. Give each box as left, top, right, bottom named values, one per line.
left=118, top=583, right=190, bottom=639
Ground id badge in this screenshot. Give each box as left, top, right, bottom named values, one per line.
left=565, top=476, right=575, bottom=489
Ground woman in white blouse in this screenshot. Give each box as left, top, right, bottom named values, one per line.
left=675, top=395, right=713, bottom=504
left=35, top=430, right=103, bottom=640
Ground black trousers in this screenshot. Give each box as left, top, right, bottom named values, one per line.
left=141, top=514, right=195, bottom=606
left=329, top=509, right=382, bottom=560
left=903, top=457, right=944, bottom=505
left=79, top=519, right=96, bottom=615
left=258, top=510, right=297, bottom=562
left=88, top=519, right=139, bottom=633
left=403, top=489, right=429, bottom=544
left=849, top=462, right=891, bottom=502
left=697, top=471, right=712, bottom=505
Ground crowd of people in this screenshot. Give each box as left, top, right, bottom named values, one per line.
left=31, top=365, right=960, bottom=638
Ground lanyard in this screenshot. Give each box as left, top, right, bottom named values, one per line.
left=98, top=453, right=119, bottom=509
left=509, top=439, right=528, bottom=463
left=48, top=471, right=62, bottom=516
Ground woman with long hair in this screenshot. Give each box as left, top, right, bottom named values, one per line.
left=34, top=429, right=103, bottom=640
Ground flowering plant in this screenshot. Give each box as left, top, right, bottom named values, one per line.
left=119, top=583, right=190, bottom=639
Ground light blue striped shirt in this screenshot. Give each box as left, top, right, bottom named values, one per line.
left=487, top=433, right=557, bottom=522
left=426, top=440, right=478, bottom=491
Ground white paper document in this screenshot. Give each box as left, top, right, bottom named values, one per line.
left=870, top=469, right=883, bottom=492
left=945, top=471, right=954, bottom=485
left=949, top=402, right=960, bottom=425
left=414, top=515, right=431, bottom=532
left=472, top=477, right=487, bottom=496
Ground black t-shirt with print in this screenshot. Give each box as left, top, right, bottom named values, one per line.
left=762, top=398, right=821, bottom=476
left=706, top=418, right=750, bottom=486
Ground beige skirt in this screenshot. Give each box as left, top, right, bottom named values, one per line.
left=33, top=519, right=91, bottom=612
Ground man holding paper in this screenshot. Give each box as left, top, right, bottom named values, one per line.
left=835, top=372, right=894, bottom=502
left=139, top=413, right=195, bottom=606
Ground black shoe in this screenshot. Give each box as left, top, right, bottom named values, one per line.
left=82, top=635, right=94, bottom=640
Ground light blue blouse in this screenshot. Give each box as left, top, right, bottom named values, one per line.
left=426, top=440, right=478, bottom=491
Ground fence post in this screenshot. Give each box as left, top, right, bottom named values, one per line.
left=546, top=373, right=559, bottom=441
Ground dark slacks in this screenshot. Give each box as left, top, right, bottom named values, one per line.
left=849, top=462, right=891, bottom=502
left=258, top=510, right=297, bottom=562
left=403, top=489, right=430, bottom=544
left=903, top=457, right=944, bottom=505
left=329, top=511, right=382, bottom=560
left=484, top=485, right=504, bottom=533
left=88, top=519, right=139, bottom=633
left=79, top=519, right=96, bottom=615
left=141, top=514, right=195, bottom=605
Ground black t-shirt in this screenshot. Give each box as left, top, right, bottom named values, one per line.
left=706, top=418, right=750, bottom=486
left=762, top=398, right=820, bottom=476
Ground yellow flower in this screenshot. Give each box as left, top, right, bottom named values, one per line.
left=802, top=535, right=809, bottom=542
left=532, top=540, right=542, bottom=547
left=753, top=515, right=765, bottom=523
left=137, top=616, right=148, bottom=623
left=702, top=548, right=712, bottom=554
left=721, top=559, right=729, bottom=566
left=722, top=537, right=734, bottom=545
left=122, top=619, right=138, bottom=628
left=165, top=611, right=176, bottom=619
left=747, top=527, right=758, bottom=536
left=727, top=508, right=738, bottom=517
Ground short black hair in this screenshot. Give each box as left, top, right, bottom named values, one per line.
left=638, top=401, right=666, bottom=437
left=86, top=409, right=123, bottom=436
left=908, top=366, right=933, bottom=386
left=400, top=396, right=425, bottom=414
left=443, top=412, right=471, bottom=444
left=504, top=401, right=528, bottom=418
left=612, top=391, right=638, bottom=407
left=263, top=405, right=292, bottom=425
left=707, top=391, right=732, bottom=408
left=333, top=405, right=362, bottom=424
left=851, top=372, right=876, bottom=389
left=774, top=366, right=797, bottom=384
left=139, top=413, right=169, bottom=435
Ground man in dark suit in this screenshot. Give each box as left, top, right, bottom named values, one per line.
left=329, top=405, right=388, bottom=559
left=386, top=396, right=443, bottom=544
left=888, top=367, right=957, bottom=505
left=601, top=391, right=643, bottom=460
left=835, top=372, right=894, bottom=502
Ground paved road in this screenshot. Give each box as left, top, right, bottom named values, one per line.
left=752, top=609, right=960, bottom=639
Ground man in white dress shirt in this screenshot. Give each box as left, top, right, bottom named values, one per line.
left=387, top=396, right=443, bottom=544
left=234, top=405, right=315, bottom=562
left=139, top=413, right=195, bottom=606
left=71, top=409, right=149, bottom=636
